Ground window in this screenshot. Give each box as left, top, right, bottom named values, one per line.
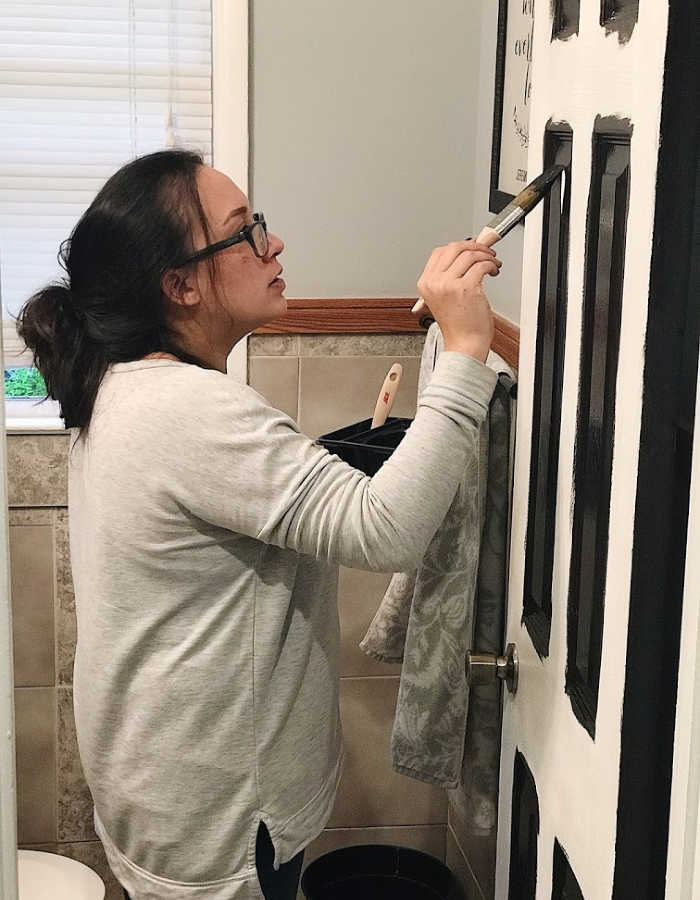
left=1, top=0, right=213, bottom=428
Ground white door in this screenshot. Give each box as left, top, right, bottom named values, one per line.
left=494, top=1, right=697, bottom=897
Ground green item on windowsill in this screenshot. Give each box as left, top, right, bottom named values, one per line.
left=4, top=367, right=47, bottom=398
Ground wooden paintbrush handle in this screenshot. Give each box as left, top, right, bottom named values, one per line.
left=411, top=229, right=502, bottom=315
left=370, top=363, right=403, bottom=429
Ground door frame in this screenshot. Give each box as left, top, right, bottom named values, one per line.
left=612, top=0, right=700, bottom=895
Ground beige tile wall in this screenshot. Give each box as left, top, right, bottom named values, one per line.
left=249, top=333, right=450, bottom=891
left=8, top=331, right=495, bottom=900
left=249, top=333, right=497, bottom=898
left=8, top=435, right=124, bottom=900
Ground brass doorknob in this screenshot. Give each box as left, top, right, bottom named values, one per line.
left=466, top=643, right=518, bottom=695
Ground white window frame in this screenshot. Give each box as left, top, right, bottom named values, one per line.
left=214, top=0, right=249, bottom=386
left=4, top=0, right=249, bottom=434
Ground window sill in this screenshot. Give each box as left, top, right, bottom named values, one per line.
left=6, top=419, right=66, bottom=434
left=5, top=398, right=65, bottom=434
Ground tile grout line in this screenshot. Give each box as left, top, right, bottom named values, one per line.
left=447, top=821, right=487, bottom=900
left=52, top=507, right=60, bottom=845
left=52, top=507, right=59, bottom=690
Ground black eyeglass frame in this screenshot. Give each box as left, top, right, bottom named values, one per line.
left=175, top=212, right=268, bottom=266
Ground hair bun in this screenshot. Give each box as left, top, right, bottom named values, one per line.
left=55, top=282, right=83, bottom=320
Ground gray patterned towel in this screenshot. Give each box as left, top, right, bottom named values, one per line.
left=360, top=323, right=515, bottom=826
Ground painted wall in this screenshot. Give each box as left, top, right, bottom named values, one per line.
left=250, top=0, right=485, bottom=301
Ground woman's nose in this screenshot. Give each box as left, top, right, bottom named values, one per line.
left=267, top=232, right=284, bottom=257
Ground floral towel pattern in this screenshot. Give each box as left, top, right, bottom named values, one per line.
left=359, top=323, right=515, bottom=831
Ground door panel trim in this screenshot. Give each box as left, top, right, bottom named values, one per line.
left=566, top=121, right=631, bottom=739
left=522, top=124, right=572, bottom=659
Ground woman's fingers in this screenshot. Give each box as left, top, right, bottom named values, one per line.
left=463, top=259, right=501, bottom=283
left=432, top=240, right=496, bottom=272
left=416, top=240, right=501, bottom=301
left=446, top=248, right=502, bottom=279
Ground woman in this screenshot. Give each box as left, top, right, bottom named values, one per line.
left=17, top=149, right=501, bottom=900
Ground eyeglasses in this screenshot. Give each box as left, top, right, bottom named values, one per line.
left=176, top=212, right=268, bottom=266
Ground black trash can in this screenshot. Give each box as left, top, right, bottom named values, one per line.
left=300, top=844, right=462, bottom=899
left=317, top=417, right=413, bottom=476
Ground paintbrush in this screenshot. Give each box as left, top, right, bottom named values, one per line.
left=412, top=164, right=565, bottom=315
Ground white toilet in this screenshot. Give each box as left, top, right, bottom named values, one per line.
left=17, top=849, right=105, bottom=899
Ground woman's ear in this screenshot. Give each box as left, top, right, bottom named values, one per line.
left=161, top=268, right=200, bottom=308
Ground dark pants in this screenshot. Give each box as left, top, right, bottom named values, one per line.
left=122, top=821, right=305, bottom=900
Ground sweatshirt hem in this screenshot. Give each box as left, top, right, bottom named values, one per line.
left=92, top=748, right=343, bottom=898
left=261, top=743, right=345, bottom=868
left=94, top=811, right=253, bottom=899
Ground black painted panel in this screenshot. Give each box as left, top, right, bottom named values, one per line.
left=522, top=125, right=571, bottom=659
left=552, top=0, right=580, bottom=40
left=567, top=119, right=631, bottom=738
left=508, top=751, right=539, bottom=900
left=552, top=840, right=584, bottom=899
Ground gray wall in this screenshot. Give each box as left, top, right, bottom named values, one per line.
left=250, top=0, right=486, bottom=301
left=251, top=0, right=523, bottom=322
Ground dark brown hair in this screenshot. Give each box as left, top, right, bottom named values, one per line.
left=16, top=149, right=213, bottom=428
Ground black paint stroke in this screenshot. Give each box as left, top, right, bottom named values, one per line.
left=508, top=751, right=539, bottom=900
left=552, top=840, right=584, bottom=899
left=601, top=0, right=639, bottom=44
left=551, top=0, right=580, bottom=41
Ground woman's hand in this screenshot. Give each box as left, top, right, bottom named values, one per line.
left=417, top=240, right=501, bottom=363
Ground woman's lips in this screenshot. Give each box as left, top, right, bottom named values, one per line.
left=269, top=277, right=285, bottom=289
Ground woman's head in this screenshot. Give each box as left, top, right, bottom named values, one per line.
left=16, top=149, right=285, bottom=429
left=164, top=164, right=286, bottom=361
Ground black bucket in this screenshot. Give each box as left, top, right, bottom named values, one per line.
left=317, top=417, right=412, bottom=476
left=300, top=844, right=462, bottom=899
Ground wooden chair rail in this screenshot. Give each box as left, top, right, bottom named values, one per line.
left=254, top=299, right=519, bottom=370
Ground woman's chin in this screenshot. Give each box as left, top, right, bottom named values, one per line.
left=255, top=297, right=286, bottom=331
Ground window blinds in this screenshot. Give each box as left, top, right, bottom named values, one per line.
left=0, top=0, right=213, bottom=319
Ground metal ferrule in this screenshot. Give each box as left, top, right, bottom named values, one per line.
left=489, top=202, right=525, bottom=237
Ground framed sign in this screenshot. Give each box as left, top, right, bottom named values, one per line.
left=490, top=0, right=535, bottom=212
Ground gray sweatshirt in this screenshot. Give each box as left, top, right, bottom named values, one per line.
left=68, top=352, right=497, bottom=899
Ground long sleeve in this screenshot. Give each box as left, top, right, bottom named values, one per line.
left=157, top=351, right=498, bottom=572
